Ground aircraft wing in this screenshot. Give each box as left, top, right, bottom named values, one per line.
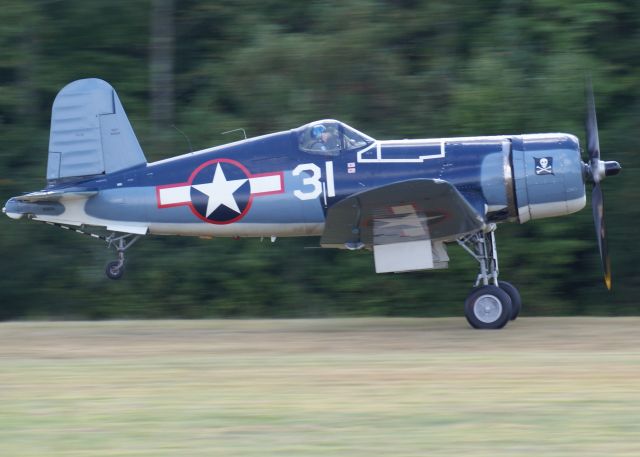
left=321, top=179, right=486, bottom=249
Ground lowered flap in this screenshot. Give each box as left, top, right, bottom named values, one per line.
left=321, top=179, right=486, bottom=249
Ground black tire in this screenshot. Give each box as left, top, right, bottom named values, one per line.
left=464, top=285, right=512, bottom=330
left=498, top=281, right=522, bottom=321
left=105, top=261, right=124, bottom=280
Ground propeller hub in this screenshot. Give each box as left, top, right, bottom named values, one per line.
left=584, top=159, right=622, bottom=183
left=592, top=158, right=606, bottom=183
left=604, top=160, right=621, bottom=177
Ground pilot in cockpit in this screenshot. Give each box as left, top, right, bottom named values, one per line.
left=308, top=124, right=340, bottom=153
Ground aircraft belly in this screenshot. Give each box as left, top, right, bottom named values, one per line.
left=147, top=222, right=324, bottom=237
left=34, top=196, right=323, bottom=237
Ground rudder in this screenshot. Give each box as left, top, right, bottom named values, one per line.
left=47, top=78, right=147, bottom=181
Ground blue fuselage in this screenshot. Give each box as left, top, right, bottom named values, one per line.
left=8, top=120, right=586, bottom=239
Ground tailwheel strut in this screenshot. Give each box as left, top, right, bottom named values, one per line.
left=457, top=227, right=520, bottom=329
left=105, top=233, right=141, bottom=280
left=41, top=222, right=143, bottom=280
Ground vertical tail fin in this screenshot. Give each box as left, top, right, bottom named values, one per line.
left=47, top=78, right=147, bottom=181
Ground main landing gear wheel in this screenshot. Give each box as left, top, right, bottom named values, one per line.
left=498, top=281, right=522, bottom=320
left=464, top=285, right=513, bottom=330
left=457, top=230, right=517, bottom=329
left=105, top=260, right=124, bottom=280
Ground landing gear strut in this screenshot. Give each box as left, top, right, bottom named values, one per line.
left=457, top=228, right=521, bottom=329
left=41, top=222, right=143, bottom=280
left=105, top=233, right=140, bottom=280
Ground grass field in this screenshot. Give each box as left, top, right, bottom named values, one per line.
left=1, top=318, right=639, bottom=456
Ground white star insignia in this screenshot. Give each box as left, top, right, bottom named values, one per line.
left=192, top=163, right=247, bottom=217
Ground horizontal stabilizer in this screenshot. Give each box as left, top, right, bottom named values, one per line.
left=15, top=189, right=98, bottom=202
left=4, top=189, right=98, bottom=220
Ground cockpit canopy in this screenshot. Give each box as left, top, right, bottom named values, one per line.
left=296, top=119, right=374, bottom=156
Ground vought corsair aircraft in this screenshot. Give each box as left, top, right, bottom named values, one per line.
left=3, top=78, right=621, bottom=329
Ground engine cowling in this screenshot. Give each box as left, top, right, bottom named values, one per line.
left=512, top=133, right=586, bottom=223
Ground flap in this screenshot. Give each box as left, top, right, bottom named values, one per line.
left=321, top=179, right=486, bottom=248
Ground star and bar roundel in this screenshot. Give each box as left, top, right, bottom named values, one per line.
left=156, top=159, right=284, bottom=224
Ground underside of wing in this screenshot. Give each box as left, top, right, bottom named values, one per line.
left=321, top=179, right=486, bottom=271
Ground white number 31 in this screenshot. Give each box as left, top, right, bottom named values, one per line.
left=293, top=161, right=335, bottom=201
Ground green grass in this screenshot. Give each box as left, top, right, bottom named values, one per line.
left=1, top=318, right=639, bottom=456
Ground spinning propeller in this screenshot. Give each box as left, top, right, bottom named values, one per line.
left=583, top=78, right=621, bottom=290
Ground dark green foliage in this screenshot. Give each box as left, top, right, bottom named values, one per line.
left=0, top=0, right=638, bottom=319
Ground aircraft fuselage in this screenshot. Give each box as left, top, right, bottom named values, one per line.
left=8, top=124, right=585, bottom=243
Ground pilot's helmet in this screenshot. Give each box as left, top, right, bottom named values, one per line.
left=311, top=124, right=326, bottom=139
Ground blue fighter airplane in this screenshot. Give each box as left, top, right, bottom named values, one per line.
left=3, top=78, right=621, bottom=329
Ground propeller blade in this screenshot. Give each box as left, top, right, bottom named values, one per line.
left=585, top=77, right=601, bottom=164
left=592, top=183, right=612, bottom=290
left=584, top=77, right=617, bottom=290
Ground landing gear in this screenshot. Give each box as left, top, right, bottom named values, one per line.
left=104, top=233, right=140, bottom=280
left=498, top=281, right=521, bottom=320
left=464, top=285, right=512, bottom=329
left=40, top=222, right=143, bottom=281
left=106, top=260, right=124, bottom=280
left=457, top=228, right=521, bottom=329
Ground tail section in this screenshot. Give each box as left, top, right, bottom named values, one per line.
left=47, top=78, right=146, bottom=181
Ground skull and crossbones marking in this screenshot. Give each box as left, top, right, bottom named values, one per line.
left=535, top=157, right=553, bottom=175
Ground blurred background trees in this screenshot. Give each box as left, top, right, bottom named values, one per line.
left=0, top=0, right=638, bottom=320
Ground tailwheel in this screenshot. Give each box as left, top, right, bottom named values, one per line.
left=104, top=233, right=140, bottom=280
left=106, top=260, right=124, bottom=280
left=464, top=285, right=512, bottom=329
left=498, top=281, right=522, bottom=320
left=36, top=222, right=142, bottom=280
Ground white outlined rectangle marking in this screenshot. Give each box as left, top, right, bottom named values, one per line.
left=158, top=185, right=190, bottom=206
left=249, top=174, right=282, bottom=195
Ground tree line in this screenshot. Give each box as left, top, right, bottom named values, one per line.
left=0, top=0, right=638, bottom=319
